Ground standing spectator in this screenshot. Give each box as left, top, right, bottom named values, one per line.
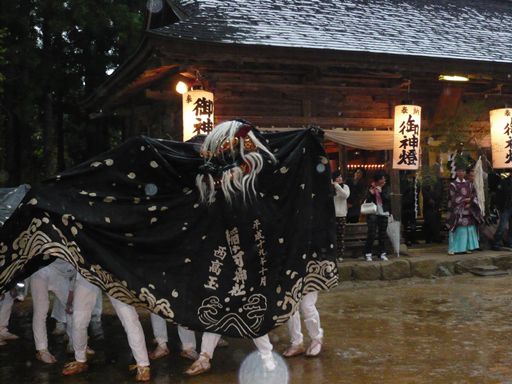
left=422, top=180, right=443, bottom=243
left=346, top=168, right=366, bottom=223
left=446, top=164, right=483, bottom=255
left=332, top=171, right=350, bottom=262
left=364, top=172, right=390, bottom=261
left=492, top=173, right=512, bottom=251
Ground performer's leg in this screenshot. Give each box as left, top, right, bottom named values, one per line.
left=0, top=292, right=17, bottom=340
left=108, top=296, right=150, bottom=366
left=149, top=313, right=170, bottom=360
left=90, top=292, right=104, bottom=339
left=63, top=275, right=100, bottom=376
left=301, top=292, right=323, bottom=357
left=150, top=313, right=168, bottom=345
left=288, top=310, right=303, bottom=345
left=30, top=271, right=56, bottom=363
left=50, top=299, right=67, bottom=335
left=72, top=275, right=99, bottom=363
left=283, top=310, right=305, bottom=357
left=48, top=273, right=74, bottom=350
left=185, top=332, right=220, bottom=376
left=200, top=332, right=221, bottom=359
left=178, top=326, right=198, bottom=360
left=253, top=334, right=276, bottom=370
left=108, top=296, right=150, bottom=382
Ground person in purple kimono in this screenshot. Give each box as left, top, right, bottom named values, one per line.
left=447, top=164, right=483, bottom=255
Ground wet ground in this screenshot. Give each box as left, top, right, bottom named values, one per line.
left=3, top=275, right=512, bottom=383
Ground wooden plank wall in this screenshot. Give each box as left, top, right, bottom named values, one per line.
left=208, top=69, right=439, bottom=130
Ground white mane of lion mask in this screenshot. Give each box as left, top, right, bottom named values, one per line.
left=196, top=120, right=277, bottom=204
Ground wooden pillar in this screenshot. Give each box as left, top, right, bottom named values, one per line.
left=339, top=145, right=348, bottom=175
left=390, top=169, right=401, bottom=221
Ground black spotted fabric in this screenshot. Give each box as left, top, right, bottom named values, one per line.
left=0, top=128, right=338, bottom=338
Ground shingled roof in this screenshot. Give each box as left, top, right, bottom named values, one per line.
left=151, top=0, right=512, bottom=64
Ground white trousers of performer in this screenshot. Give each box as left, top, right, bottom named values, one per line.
left=30, top=265, right=73, bottom=351
left=150, top=313, right=196, bottom=351
left=0, top=292, right=15, bottom=333
left=52, top=289, right=102, bottom=324
left=288, top=291, right=323, bottom=346
left=200, top=332, right=273, bottom=359
left=72, top=274, right=149, bottom=366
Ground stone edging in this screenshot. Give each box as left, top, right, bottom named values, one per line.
left=338, top=253, right=512, bottom=281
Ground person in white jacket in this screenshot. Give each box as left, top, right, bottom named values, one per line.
left=332, top=171, right=350, bottom=262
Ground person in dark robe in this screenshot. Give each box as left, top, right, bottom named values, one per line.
left=492, top=173, right=512, bottom=250
left=346, top=168, right=366, bottom=223
left=446, top=164, right=483, bottom=255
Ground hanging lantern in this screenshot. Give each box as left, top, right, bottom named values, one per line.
left=392, top=105, right=422, bottom=170
left=175, top=81, right=188, bottom=95
left=182, top=88, right=214, bottom=142
left=490, top=108, right=512, bottom=169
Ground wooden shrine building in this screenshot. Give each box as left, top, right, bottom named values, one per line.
left=85, top=0, right=512, bottom=141
left=84, top=0, right=512, bottom=251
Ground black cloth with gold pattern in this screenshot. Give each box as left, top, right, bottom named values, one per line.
left=0, top=128, right=337, bottom=338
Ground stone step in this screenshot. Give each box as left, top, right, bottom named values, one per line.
left=468, top=264, right=509, bottom=277
left=338, top=252, right=512, bottom=282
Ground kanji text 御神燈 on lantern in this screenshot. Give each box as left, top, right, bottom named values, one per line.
left=490, top=108, right=512, bottom=169
left=392, top=105, right=421, bottom=170
left=182, top=89, right=214, bottom=142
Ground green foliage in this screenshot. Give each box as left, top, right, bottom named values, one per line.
left=432, top=100, right=489, bottom=152
left=0, top=0, right=144, bottom=185
left=417, top=164, right=439, bottom=188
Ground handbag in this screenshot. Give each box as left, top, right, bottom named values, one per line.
left=360, top=201, right=377, bottom=215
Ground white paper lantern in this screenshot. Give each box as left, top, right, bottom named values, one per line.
left=392, top=105, right=422, bottom=170
left=182, top=89, right=214, bottom=142
left=490, top=108, right=512, bottom=169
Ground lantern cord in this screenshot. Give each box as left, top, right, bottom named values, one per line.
left=414, top=176, right=418, bottom=219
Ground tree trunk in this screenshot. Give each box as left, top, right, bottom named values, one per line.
left=3, top=106, right=18, bottom=185
left=56, top=104, right=65, bottom=171
left=43, top=93, right=57, bottom=176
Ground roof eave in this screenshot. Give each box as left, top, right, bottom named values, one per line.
left=81, top=34, right=156, bottom=110
left=147, top=31, right=512, bottom=75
